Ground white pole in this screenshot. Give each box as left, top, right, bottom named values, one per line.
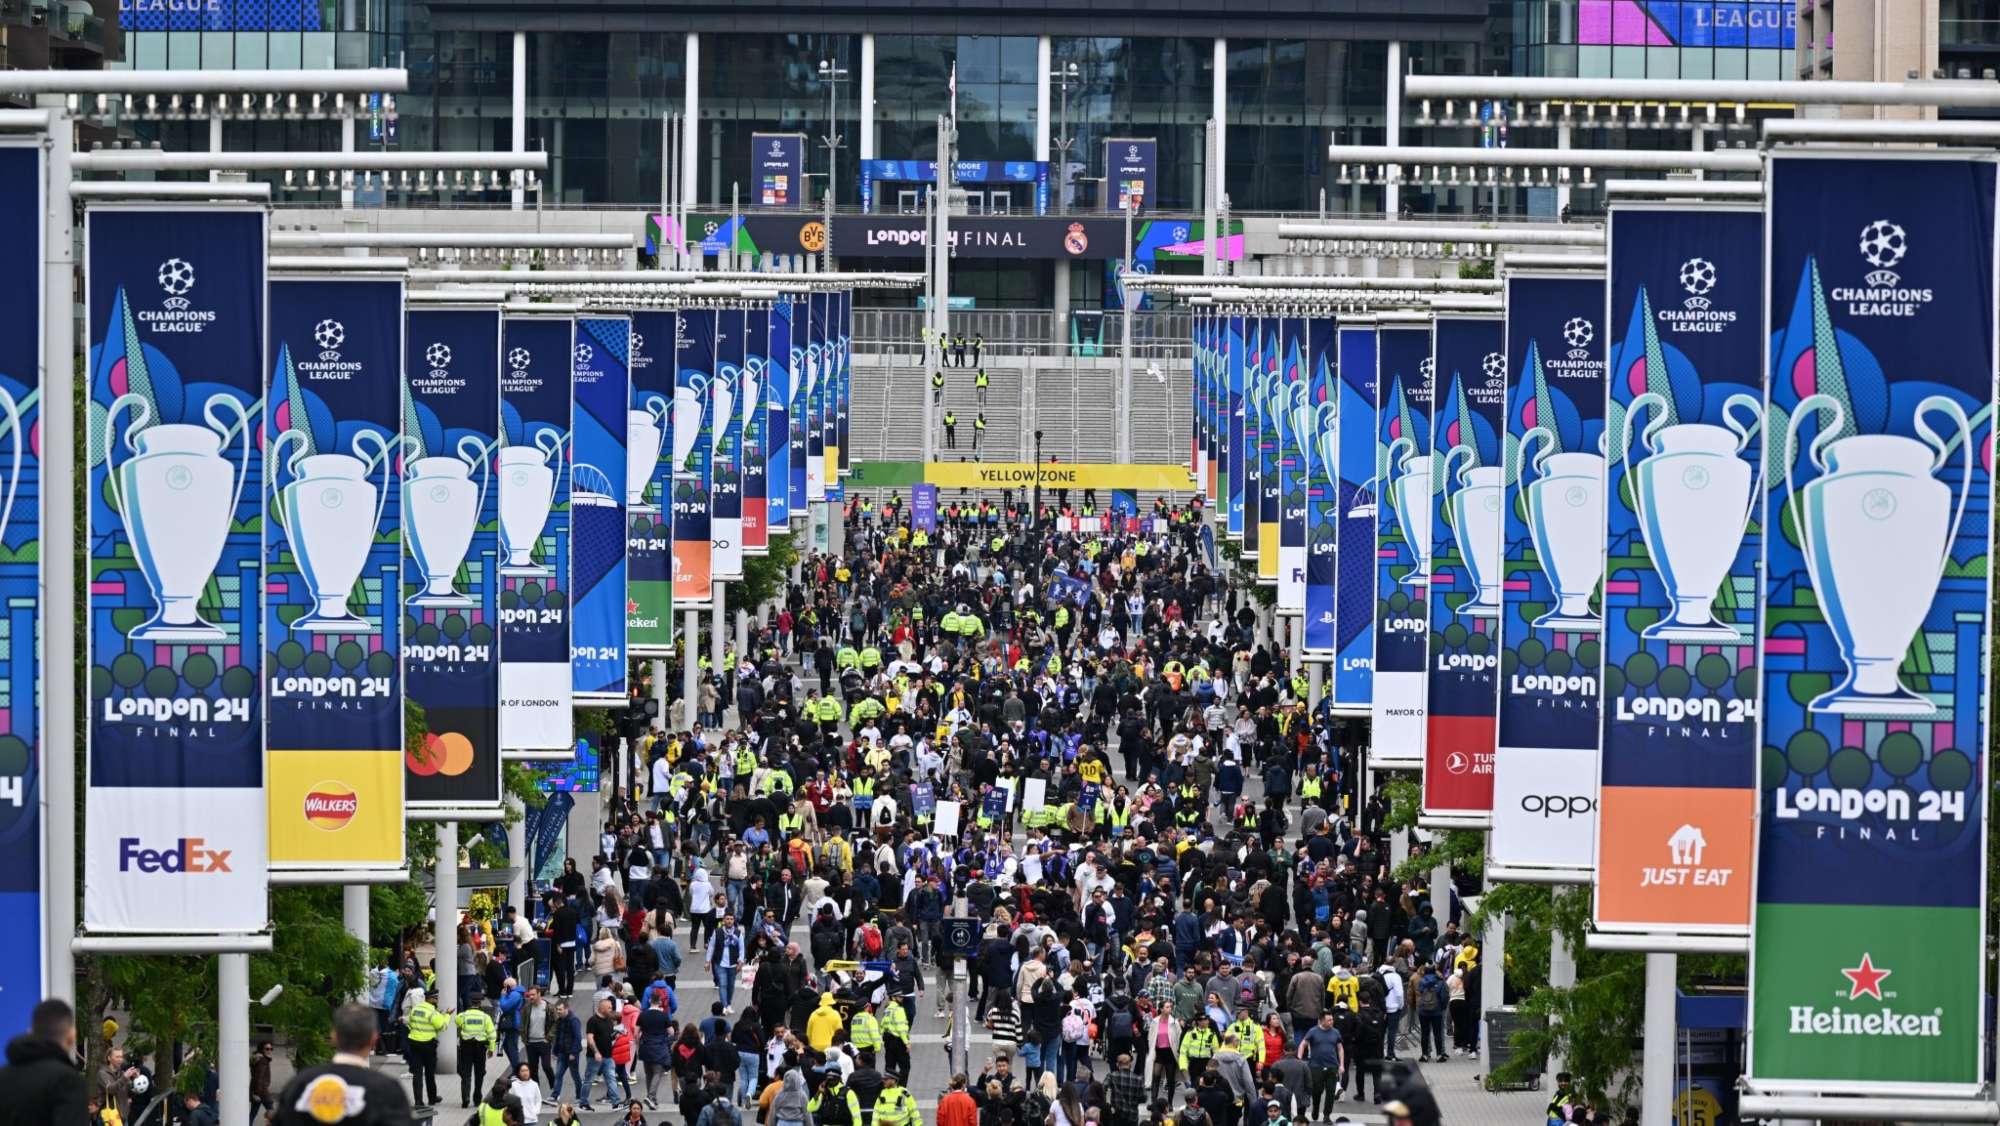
left=1203, top=119, right=1218, bottom=276
left=1306, top=664, right=1323, bottom=707
left=710, top=583, right=726, bottom=676
left=1035, top=37, right=1053, bottom=164
left=435, top=824, right=459, bottom=1074
left=683, top=609, right=702, bottom=728
left=343, top=885, right=370, bottom=967
left=682, top=33, right=701, bottom=212
left=511, top=31, right=527, bottom=210
left=1641, top=953, right=1676, bottom=1126
left=1119, top=200, right=1133, bottom=463
left=651, top=658, right=670, bottom=727
left=40, top=98, right=75, bottom=1008
left=340, top=109, right=356, bottom=209
left=1385, top=42, right=1402, bottom=215
left=506, top=796, right=527, bottom=913
left=860, top=35, right=877, bottom=163
left=208, top=109, right=222, bottom=183
left=1555, top=122, right=1571, bottom=216
left=1479, top=906, right=1506, bottom=1074
left=1211, top=39, right=1227, bottom=194
left=1547, top=920, right=1577, bottom=1075
left=219, top=953, right=251, bottom=1126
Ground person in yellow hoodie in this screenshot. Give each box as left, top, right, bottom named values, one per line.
left=807, top=992, right=845, bottom=1052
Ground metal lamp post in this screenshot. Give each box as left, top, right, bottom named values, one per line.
left=818, top=59, right=848, bottom=219
left=1052, top=60, right=1080, bottom=214
left=1032, top=429, right=1044, bottom=529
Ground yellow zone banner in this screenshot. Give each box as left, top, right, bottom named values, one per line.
left=921, top=462, right=1198, bottom=491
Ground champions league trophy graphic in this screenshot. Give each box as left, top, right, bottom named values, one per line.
left=1785, top=392, right=1973, bottom=715
left=499, top=429, right=567, bottom=577
left=1386, top=434, right=1433, bottom=585
left=673, top=373, right=710, bottom=474
left=271, top=427, right=396, bottom=632
left=405, top=434, right=492, bottom=608
left=1519, top=428, right=1605, bottom=631
left=104, top=391, right=254, bottom=641
left=1624, top=390, right=1763, bottom=641
left=627, top=395, right=670, bottom=513
left=1441, top=445, right=1503, bottom=618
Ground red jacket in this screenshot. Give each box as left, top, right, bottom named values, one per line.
left=938, top=1089, right=980, bottom=1126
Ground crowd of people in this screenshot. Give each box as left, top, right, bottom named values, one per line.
left=0, top=492, right=1464, bottom=1126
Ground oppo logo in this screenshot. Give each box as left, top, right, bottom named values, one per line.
left=1521, top=794, right=1596, bottom=818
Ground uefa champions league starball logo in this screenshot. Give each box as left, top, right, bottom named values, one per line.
left=1482, top=352, right=1506, bottom=380
left=631, top=333, right=645, bottom=354
left=1562, top=317, right=1593, bottom=360
left=424, top=342, right=452, bottom=375
left=1419, top=358, right=1435, bottom=380
left=574, top=343, right=593, bottom=366
left=314, top=319, right=345, bottom=360
left=158, top=257, right=195, bottom=309
left=1679, top=257, right=1717, bottom=310
left=1860, top=219, right=1907, bottom=286
left=508, top=347, right=532, bottom=372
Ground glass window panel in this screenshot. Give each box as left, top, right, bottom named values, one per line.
left=168, top=31, right=200, bottom=68
left=1579, top=45, right=1612, bottom=75
left=1714, top=47, right=1747, bottom=78
left=303, top=31, right=336, bottom=67
left=1612, top=45, right=1644, bottom=75
left=235, top=31, right=266, bottom=68
left=1747, top=47, right=1781, bottom=78
left=1647, top=46, right=1680, bottom=75
left=202, top=31, right=233, bottom=67
left=1682, top=47, right=1714, bottom=78
left=269, top=32, right=302, bottom=69
left=1000, top=37, right=1036, bottom=85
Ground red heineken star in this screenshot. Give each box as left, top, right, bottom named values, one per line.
left=628, top=598, right=640, bottom=614
left=1841, top=953, right=1890, bottom=1000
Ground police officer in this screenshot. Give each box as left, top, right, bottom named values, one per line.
left=455, top=999, right=498, bottom=1107
left=975, top=368, right=989, bottom=405
left=403, top=989, right=449, bottom=1107
left=943, top=410, right=958, bottom=449
left=932, top=369, right=946, bottom=404
left=974, top=413, right=986, bottom=451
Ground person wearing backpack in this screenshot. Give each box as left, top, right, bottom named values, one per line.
left=1414, top=965, right=1448, bottom=1063
left=1347, top=1001, right=1386, bottom=1106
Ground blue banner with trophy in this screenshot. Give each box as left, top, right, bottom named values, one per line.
left=1490, top=272, right=1607, bottom=877
left=712, top=310, right=746, bottom=580
left=1369, top=324, right=1433, bottom=768
left=834, top=291, right=852, bottom=494
left=627, top=312, right=675, bottom=654
left=805, top=295, right=826, bottom=505
left=0, top=141, right=43, bottom=1017
left=1228, top=315, right=1247, bottom=540
left=86, top=205, right=270, bottom=932
left=1334, top=323, right=1378, bottom=711
left=1422, top=315, right=1505, bottom=824
left=498, top=315, right=574, bottom=752
left=571, top=317, right=629, bottom=703
left=266, top=276, right=407, bottom=869
left=1748, top=154, right=1997, bottom=1095
left=1595, top=203, right=1764, bottom=937
left=674, top=309, right=717, bottom=605
left=402, top=307, right=503, bottom=811
left=1278, top=317, right=1308, bottom=612
left=743, top=306, right=772, bottom=555
left=1303, top=319, right=1339, bottom=658
left=776, top=299, right=804, bottom=522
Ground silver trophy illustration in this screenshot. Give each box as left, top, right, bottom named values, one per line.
left=627, top=395, right=670, bottom=514
left=105, top=391, right=254, bottom=641
left=1624, top=391, right=1762, bottom=641
left=1786, top=393, right=1972, bottom=715
left=1519, top=428, right=1605, bottom=632
left=1386, top=435, right=1433, bottom=585
left=404, top=434, right=492, bottom=608
left=499, top=428, right=567, bottom=577
left=0, top=390, right=22, bottom=550
left=672, top=373, right=709, bottom=475
left=270, top=427, right=395, bottom=633
left=1441, top=445, right=1503, bottom=618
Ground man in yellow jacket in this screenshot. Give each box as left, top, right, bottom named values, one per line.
left=807, top=992, right=844, bottom=1051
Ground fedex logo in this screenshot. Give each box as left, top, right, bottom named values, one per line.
left=118, top=837, right=232, bottom=874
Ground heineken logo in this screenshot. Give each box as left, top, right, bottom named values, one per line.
left=1787, top=954, right=1942, bottom=1040
left=1841, top=953, right=1890, bottom=1000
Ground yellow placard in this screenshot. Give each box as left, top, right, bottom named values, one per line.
left=922, top=462, right=1198, bottom=491
left=268, top=750, right=406, bottom=868
left=1258, top=522, right=1280, bottom=579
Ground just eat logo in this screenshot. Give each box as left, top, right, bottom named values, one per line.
left=117, top=837, right=232, bottom=874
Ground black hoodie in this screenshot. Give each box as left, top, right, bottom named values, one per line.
left=0, top=1034, right=86, bottom=1126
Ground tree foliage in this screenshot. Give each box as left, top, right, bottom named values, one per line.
left=726, top=532, right=801, bottom=619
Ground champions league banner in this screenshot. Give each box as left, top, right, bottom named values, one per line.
left=1334, top=324, right=1378, bottom=711
left=674, top=308, right=717, bottom=605
left=1491, top=273, right=1607, bottom=877
left=1257, top=318, right=1281, bottom=581
left=1244, top=318, right=1263, bottom=559
left=498, top=315, right=574, bottom=752
left=1422, top=314, right=1505, bottom=825
left=836, top=291, right=852, bottom=488
left=713, top=309, right=746, bottom=580
left=265, top=277, right=406, bottom=870
left=772, top=299, right=800, bottom=525
left=627, top=311, right=676, bottom=654
left=743, top=305, right=771, bottom=553
left=1278, top=317, right=1308, bottom=611
left=1597, top=204, right=1763, bottom=937
left=1192, top=316, right=1206, bottom=492
left=402, top=308, right=503, bottom=811
left=570, top=317, right=630, bottom=703
left=805, top=294, right=826, bottom=505
left=1369, top=324, right=1433, bottom=768
left=1227, top=314, right=1246, bottom=540
left=0, top=142, right=43, bottom=1016
left=85, top=206, right=269, bottom=933
left=1303, top=320, right=1339, bottom=658
left=1748, top=154, right=1996, bottom=1095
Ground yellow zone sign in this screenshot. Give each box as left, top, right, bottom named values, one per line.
left=922, top=462, right=1197, bottom=491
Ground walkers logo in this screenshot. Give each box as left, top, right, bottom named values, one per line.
left=1829, top=218, right=1933, bottom=316
left=118, top=836, right=232, bottom=873
left=303, top=782, right=359, bottom=830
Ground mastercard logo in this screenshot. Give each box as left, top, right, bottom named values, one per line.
left=407, top=731, right=475, bottom=777
left=303, top=783, right=359, bottom=830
